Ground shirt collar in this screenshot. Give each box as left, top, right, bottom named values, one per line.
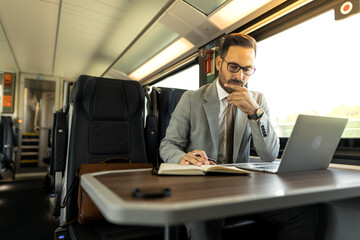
left=216, top=78, right=229, bottom=101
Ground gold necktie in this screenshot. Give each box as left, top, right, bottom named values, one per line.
left=226, top=104, right=235, bottom=163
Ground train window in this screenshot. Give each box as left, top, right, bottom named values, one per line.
left=153, top=64, right=199, bottom=90
left=249, top=10, right=360, bottom=138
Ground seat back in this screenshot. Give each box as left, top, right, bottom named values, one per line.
left=49, top=80, right=74, bottom=177
left=47, top=81, right=73, bottom=217
left=157, top=87, right=186, bottom=143
left=49, top=111, right=68, bottom=177
left=145, top=87, right=186, bottom=167
left=0, top=116, right=15, bottom=165
left=0, top=122, right=5, bottom=179
left=61, top=75, right=147, bottom=224
left=50, top=81, right=74, bottom=176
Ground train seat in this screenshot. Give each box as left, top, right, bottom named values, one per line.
left=0, top=121, right=5, bottom=178
left=144, top=86, right=186, bottom=167
left=1, top=116, right=16, bottom=165
left=56, top=75, right=162, bottom=239
left=0, top=116, right=16, bottom=179
left=48, top=110, right=68, bottom=217
left=48, top=81, right=73, bottom=218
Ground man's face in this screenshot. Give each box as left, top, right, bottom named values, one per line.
left=216, top=46, right=256, bottom=93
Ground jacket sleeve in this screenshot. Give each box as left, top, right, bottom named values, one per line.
left=159, top=91, right=191, bottom=164
left=248, top=93, right=280, bottom=162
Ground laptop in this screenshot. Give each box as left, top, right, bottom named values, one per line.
left=235, top=114, right=348, bottom=174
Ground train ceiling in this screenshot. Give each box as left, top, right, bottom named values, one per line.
left=0, top=0, right=288, bottom=82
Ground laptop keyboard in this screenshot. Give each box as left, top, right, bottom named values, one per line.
left=233, top=162, right=280, bottom=172
left=257, top=165, right=279, bottom=170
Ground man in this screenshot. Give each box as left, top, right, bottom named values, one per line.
left=160, top=33, right=278, bottom=166
left=159, top=33, right=317, bottom=240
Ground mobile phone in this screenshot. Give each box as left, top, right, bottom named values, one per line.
left=132, top=187, right=171, bottom=199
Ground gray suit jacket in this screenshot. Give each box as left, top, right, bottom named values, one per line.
left=159, top=80, right=279, bottom=164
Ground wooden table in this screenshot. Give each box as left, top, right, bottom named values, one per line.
left=81, top=164, right=360, bottom=226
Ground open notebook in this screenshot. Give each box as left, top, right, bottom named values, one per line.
left=235, top=114, right=348, bottom=174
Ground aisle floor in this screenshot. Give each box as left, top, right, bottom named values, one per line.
left=0, top=178, right=57, bottom=240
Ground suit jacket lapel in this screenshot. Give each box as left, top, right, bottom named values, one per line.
left=203, top=81, right=220, bottom=153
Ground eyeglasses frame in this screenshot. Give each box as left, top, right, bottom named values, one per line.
left=221, top=57, right=256, bottom=76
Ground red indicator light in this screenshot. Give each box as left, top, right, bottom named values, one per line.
left=341, top=1, right=353, bottom=14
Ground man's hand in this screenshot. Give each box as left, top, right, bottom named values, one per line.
left=179, top=150, right=216, bottom=166
left=225, top=83, right=259, bottom=115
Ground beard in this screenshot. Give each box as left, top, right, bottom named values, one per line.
left=218, top=72, right=245, bottom=94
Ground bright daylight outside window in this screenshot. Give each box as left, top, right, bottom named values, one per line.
left=153, top=64, right=199, bottom=90
left=249, top=10, right=360, bottom=138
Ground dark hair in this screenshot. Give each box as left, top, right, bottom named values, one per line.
left=219, top=33, right=257, bottom=58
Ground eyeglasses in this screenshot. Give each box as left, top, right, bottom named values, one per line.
left=221, top=57, right=256, bottom=76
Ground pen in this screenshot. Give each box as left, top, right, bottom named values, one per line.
left=192, top=153, right=217, bottom=164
